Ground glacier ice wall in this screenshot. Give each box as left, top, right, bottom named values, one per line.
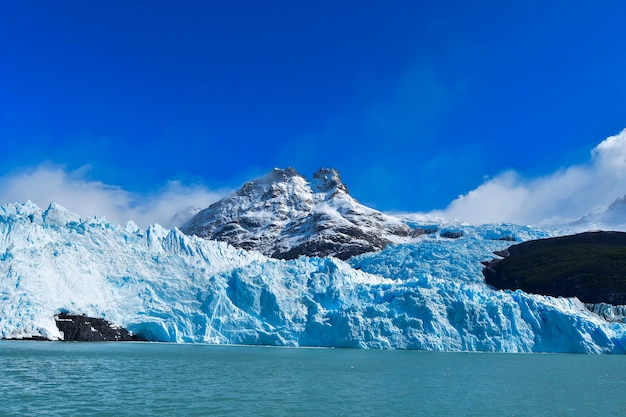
left=1, top=202, right=625, bottom=353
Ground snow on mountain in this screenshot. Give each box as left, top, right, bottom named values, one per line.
left=180, top=168, right=420, bottom=260
left=569, top=195, right=626, bottom=231
left=2, top=201, right=626, bottom=353
left=169, top=205, right=202, bottom=229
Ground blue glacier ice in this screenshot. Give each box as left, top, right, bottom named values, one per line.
left=1, top=201, right=625, bottom=353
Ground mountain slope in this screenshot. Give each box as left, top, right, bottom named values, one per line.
left=180, top=168, right=420, bottom=260
left=569, top=195, right=626, bottom=231
left=483, top=231, right=626, bottom=304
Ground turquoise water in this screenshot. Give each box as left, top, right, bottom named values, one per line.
left=1, top=341, right=625, bottom=416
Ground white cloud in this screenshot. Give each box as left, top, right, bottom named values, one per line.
left=4, top=129, right=626, bottom=229
left=428, top=129, right=626, bottom=225
left=0, top=164, right=226, bottom=229
left=592, top=130, right=626, bottom=174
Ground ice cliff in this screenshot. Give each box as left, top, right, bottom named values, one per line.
left=2, top=201, right=626, bottom=353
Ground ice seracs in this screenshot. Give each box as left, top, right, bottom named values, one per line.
left=2, top=201, right=626, bottom=352
left=180, top=167, right=420, bottom=260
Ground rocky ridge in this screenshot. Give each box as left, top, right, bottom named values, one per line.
left=483, top=231, right=626, bottom=305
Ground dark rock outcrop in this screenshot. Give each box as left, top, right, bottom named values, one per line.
left=55, top=313, right=144, bottom=341
left=496, top=236, right=516, bottom=242
left=440, top=230, right=463, bottom=239
left=483, top=231, right=626, bottom=305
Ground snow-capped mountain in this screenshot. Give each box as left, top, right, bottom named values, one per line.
left=2, top=201, right=626, bottom=353
left=181, top=167, right=420, bottom=260
left=569, top=195, right=626, bottom=231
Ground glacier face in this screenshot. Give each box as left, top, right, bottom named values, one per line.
left=1, top=202, right=626, bottom=353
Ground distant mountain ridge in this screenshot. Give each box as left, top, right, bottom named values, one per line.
left=569, top=195, right=626, bottom=231
left=180, top=167, right=421, bottom=260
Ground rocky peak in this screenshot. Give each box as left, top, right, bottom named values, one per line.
left=233, top=167, right=309, bottom=207
left=180, top=167, right=418, bottom=260
left=311, top=167, right=349, bottom=195
left=258, top=167, right=301, bottom=185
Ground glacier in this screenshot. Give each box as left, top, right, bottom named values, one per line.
left=1, top=201, right=626, bottom=353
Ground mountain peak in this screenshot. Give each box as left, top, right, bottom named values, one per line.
left=258, top=167, right=301, bottom=185
left=569, top=194, right=626, bottom=232
left=180, top=167, right=417, bottom=259
left=312, top=167, right=349, bottom=194
left=608, top=195, right=626, bottom=210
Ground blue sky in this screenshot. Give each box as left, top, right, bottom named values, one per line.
left=1, top=1, right=626, bottom=227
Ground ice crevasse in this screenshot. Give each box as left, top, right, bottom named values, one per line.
left=1, top=201, right=625, bottom=353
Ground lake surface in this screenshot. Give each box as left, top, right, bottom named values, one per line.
left=0, top=341, right=625, bottom=416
